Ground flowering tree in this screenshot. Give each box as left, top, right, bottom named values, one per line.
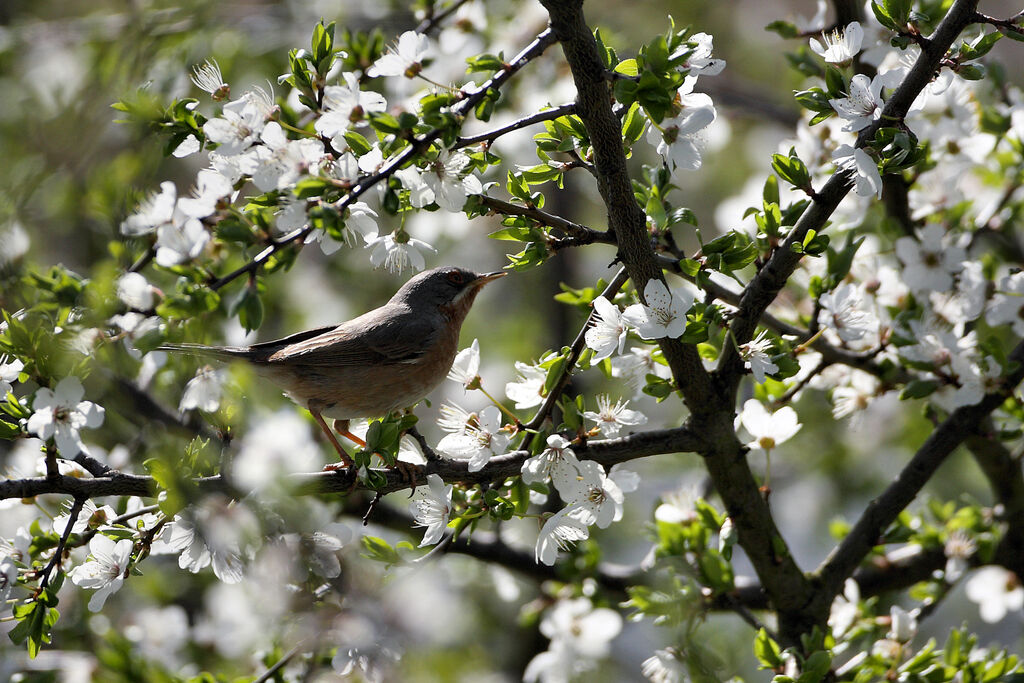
left=2, top=0, right=1024, bottom=680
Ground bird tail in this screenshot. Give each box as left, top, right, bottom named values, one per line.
left=158, top=343, right=254, bottom=362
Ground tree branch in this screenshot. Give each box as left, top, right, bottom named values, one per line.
left=475, top=194, right=613, bottom=244
left=816, top=338, right=1024, bottom=598
left=537, top=0, right=716, bottom=416
left=524, top=266, right=630, bottom=430
left=208, top=27, right=558, bottom=292
left=0, top=425, right=705, bottom=501
left=715, top=0, right=981, bottom=397
left=456, top=102, right=577, bottom=148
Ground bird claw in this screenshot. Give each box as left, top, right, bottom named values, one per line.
left=394, top=461, right=424, bottom=494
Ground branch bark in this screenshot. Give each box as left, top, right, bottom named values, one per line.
left=816, top=338, right=1024, bottom=598
left=0, top=425, right=705, bottom=501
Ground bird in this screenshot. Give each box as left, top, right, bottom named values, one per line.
left=161, top=266, right=506, bottom=466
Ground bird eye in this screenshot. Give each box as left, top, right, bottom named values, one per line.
left=446, top=270, right=465, bottom=285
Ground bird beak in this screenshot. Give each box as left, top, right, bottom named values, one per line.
left=474, top=271, right=508, bottom=287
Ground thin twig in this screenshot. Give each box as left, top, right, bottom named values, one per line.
left=456, top=102, right=576, bottom=148
left=38, top=496, right=86, bottom=590
left=525, top=266, right=629, bottom=430
left=208, top=28, right=558, bottom=292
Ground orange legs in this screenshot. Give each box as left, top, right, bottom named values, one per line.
left=333, top=419, right=367, bottom=448
left=310, top=409, right=353, bottom=467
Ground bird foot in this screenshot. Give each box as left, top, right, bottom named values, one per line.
left=311, top=410, right=354, bottom=468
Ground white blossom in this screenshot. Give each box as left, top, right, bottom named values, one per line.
left=818, top=283, right=876, bottom=343
left=831, top=145, right=882, bottom=199
left=525, top=598, right=623, bottom=681
left=53, top=499, right=116, bottom=536
left=179, top=366, right=224, bottom=413
left=435, top=405, right=508, bottom=472
left=535, top=506, right=591, bottom=566
left=672, top=32, right=725, bottom=76
left=622, top=279, right=694, bottom=340
left=27, top=376, right=105, bottom=457
left=505, top=359, right=549, bottom=410
left=521, top=434, right=582, bottom=492
left=557, top=460, right=637, bottom=529
left=829, top=73, right=889, bottom=132
left=154, top=209, right=210, bottom=267
left=987, top=271, right=1024, bottom=335
left=810, top=22, right=864, bottom=65
left=409, top=474, right=452, bottom=546
left=116, top=272, right=155, bottom=310
left=447, top=338, right=481, bottom=389
left=585, top=296, right=629, bottom=362
left=965, top=567, right=1024, bottom=623
left=120, top=181, right=177, bottom=236
left=583, top=395, right=648, bottom=437
left=365, top=231, right=435, bottom=274
left=943, top=530, right=976, bottom=583
left=315, top=72, right=387, bottom=142
left=203, top=92, right=270, bottom=156
left=895, top=224, right=966, bottom=294
left=738, top=398, right=801, bottom=451
left=177, top=168, right=234, bottom=219
left=68, top=535, right=133, bottom=611
left=247, top=122, right=325, bottom=192
left=422, top=149, right=483, bottom=212
left=0, top=555, right=17, bottom=602
left=191, top=59, right=229, bottom=100
left=0, top=355, right=24, bottom=396
left=647, top=96, right=716, bottom=171
left=437, top=401, right=474, bottom=434
left=888, top=605, right=917, bottom=643
left=739, top=329, right=779, bottom=383
left=155, top=514, right=244, bottom=584
left=641, top=648, right=688, bottom=683
left=367, top=31, right=432, bottom=78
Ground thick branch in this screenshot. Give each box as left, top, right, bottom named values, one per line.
left=538, top=0, right=715, bottom=415
left=965, top=421, right=1024, bottom=578
left=816, top=338, right=1024, bottom=597
left=0, top=426, right=704, bottom=501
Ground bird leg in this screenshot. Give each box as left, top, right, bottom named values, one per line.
left=310, top=409, right=353, bottom=467
left=333, top=419, right=367, bottom=448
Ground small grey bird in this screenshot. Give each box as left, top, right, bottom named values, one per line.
left=162, top=266, right=505, bottom=464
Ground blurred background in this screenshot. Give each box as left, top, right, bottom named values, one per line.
left=1, top=0, right=1022, bottom=680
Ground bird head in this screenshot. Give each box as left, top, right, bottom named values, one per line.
left=391, top=266, right=506, bottom=320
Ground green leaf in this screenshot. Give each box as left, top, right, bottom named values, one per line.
left=465, top=52, right=505, bottom=73
left=797, top=651, right=832, bottom=683
left=900, top=379, right=939, bottom=400
left=614, top=58, right=639, bottom=77
left=621, top=101, right=647, bottom=144
left=754, top=627, right=783, bottom=669
left=763, top=174, right=780, bottom=205
left=368, top=111, right=402, bottom=134
left=765, top=20, right=800, bottom=39
left=824, top=66, right=846, bottom=97
left=771, top=151, right=811, bottom=190
left=361, top=536, right=404, bottom=566
left=343, top=130, right=373, bottom=156
left=957, top=63, right=986, bottom=80
left=794, top=88, right=832, bottom=114
left=999, top=26, right=1024, bottom=42
left=230, top=283, right=264, bottom=333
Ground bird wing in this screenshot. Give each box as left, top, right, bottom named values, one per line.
left=265, top=307, right=437, bottom=367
